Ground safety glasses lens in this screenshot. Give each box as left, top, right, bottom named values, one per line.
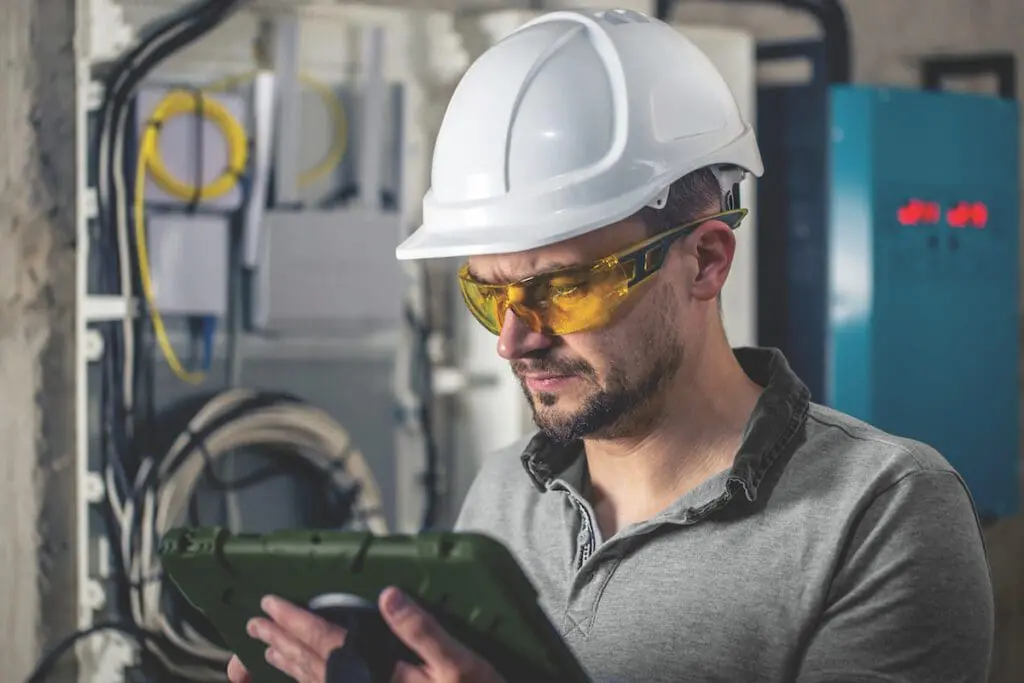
left=458, top=260, right=633, bottom=336
left=458, top=278, right=504, bottom=334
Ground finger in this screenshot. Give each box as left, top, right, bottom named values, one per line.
left=261, top=595, right=347, bottom=659
left=247, top=617, right=327, bottom=683
left=264, top=646, right=319, bottom=683
left=227, top=655, right=251, bottom=683
left=379, top=587, right=470, bottom=669
left=390, top=659, right=431, bottom=683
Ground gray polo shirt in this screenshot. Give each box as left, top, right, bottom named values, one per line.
left=455, top=347, right=993, bottom=683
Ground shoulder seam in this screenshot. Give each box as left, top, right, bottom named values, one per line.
left=872, top=467, right=965, bottom=500
left=806, top=411, right=928, bottom=470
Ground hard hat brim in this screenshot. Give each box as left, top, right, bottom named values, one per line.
left=395, top=223, right=567, bottom=261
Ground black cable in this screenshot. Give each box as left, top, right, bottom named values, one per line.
left=405, top=300, right=441, bottom=531
left=94, top=0, right=233, bottom=289
left=94, top=0, right=240, bottom=495
left=93, top=0, right=246, bottom=534
left=131, top=390, right=371, bottom=655
left=60, top=1, right=249, bottom=681
left=188, top=87, right=205, bottom=214
left=96, top=0, right=243, bottom=626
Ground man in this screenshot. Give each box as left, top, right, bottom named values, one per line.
left=230, top=8, right=994, bottom=683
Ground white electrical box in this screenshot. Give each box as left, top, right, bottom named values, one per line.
left=251, top=208, right=408, bottom=336
left=146, top=213, right=230, bottom=316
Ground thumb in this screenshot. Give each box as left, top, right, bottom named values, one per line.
left=379, top=587, right=468, bottom=668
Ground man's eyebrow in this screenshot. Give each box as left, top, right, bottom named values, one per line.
left=466, top=261, right=578, bottom=285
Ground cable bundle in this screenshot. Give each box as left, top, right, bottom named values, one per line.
left=112, top=389, right=387, bottom=680
left=94, top=0, right=248, bottom=430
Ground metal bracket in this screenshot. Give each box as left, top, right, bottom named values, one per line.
left=83, top=187, right=98, bottom=221
left=271, top=14, right=302, bottom=206
left=358, top=25, right=388, bottom=210
left=83, top=295, right=132, bottom=323
left=84, top=472, right=106, bottom=504
left=85, top=80, right=105, bottom=113
left=85, top=328, right=104, bottom=362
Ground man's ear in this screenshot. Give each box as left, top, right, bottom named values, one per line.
left=690, top=220, right=736, bottom=302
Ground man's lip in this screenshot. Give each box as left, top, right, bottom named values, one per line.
left=521, top=373, right=579, bottom=392
left=520, top=373, right=573, bottom=381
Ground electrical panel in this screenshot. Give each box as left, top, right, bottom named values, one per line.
left=827, top=85, right=1020, bottom=519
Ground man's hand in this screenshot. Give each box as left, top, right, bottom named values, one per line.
left=226, top=587, right=506, bottom=683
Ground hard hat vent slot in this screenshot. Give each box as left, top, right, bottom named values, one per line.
left=596, top=9, right=650, bottom=25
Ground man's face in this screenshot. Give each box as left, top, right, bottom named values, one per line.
left=465, top=216, right=720, bottom=444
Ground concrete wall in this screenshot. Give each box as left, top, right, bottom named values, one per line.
left=0, top=0, right=79, bottom=680
left=668, top=2, right=1024, bottom=681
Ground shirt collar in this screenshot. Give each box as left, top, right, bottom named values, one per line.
left=519, top=347, right=811, bottom=503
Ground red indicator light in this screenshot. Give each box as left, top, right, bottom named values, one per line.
left=970, top=202, right=988, bottom=228
left=897, top=199, right=941, bottom=226
left=947, top=201, right=988, bottom=229
left=898, top=199, right=989, bottom=229
left=947, top=204, right=968, bottom=228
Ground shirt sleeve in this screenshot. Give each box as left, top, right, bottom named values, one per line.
left=796, top=469, right=994, bottom=683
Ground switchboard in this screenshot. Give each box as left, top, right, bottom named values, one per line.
left=828, top=85, right=1020, bottom=519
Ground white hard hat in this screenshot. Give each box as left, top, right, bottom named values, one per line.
left=395, top=8, right=763, bottom=261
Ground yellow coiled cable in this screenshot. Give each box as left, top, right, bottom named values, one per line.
left=145, top=89, right=250, bottom=203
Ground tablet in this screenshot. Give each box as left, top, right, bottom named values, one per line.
left=159, top=527, right=591, bottom=683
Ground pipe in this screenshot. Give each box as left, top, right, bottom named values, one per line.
left=656, top=0, right=851, bottom=84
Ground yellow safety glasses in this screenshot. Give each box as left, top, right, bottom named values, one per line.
left=458, top=208, right=747, bottom=336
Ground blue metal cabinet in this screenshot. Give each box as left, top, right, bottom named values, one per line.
left=827, top=85, right=1020, bottom=519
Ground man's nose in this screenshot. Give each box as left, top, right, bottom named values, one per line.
left=497, top=309, right=554, bottom=360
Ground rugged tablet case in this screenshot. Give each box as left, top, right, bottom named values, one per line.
left=159, top=527, right=591, bottom=683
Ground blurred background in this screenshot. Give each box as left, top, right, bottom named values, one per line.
left=1, top=0, right=1022, bottom=681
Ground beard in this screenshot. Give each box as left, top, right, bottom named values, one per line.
left=512, top=324, right=684, bottom=446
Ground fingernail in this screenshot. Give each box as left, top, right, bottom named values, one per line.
left=246, top=619, right=261, bottom=638
left=383, top=588, right=407, bottom=614
left=261, top=595, right=277, bottom=613
left=265, top=647, right=278, bottom=664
